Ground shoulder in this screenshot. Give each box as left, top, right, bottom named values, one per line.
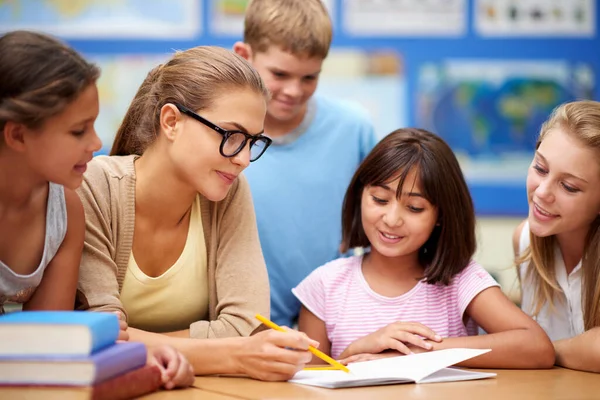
left=64, top=187, right=84, bottom=221
left=84, top=155, right=137, bottom=183
left=63, top=187, right=85, bottom=238
left=307, top=255, right=361, bottom=287
left=513, top=219, right=527, bottom=256
left=314, top=95, right=374, bottom=129
left=46, top=184, right=83, bottom=244
left=78, top=155, right=136, bottom=204
left=512, top=219, right=529, bottom=257
left=453, top=260, right=498, bottom=286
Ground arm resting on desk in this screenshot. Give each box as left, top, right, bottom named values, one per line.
left=339, top=287, right=556, bottom=369
left=554, top=327, right=600, bottom=373
left=129, top=328, right=241, bottom=375
left=428, top=287, right=555, bottom=369
left=129, top=326, right=314, bottom=381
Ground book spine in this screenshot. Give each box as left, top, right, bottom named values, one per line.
left=89, top=313, right=120, bottom=353
left=93, top=343, right=148, bottom=384
left=92, top=365, right=163, bottom=400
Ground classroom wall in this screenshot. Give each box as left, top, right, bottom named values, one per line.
left=476, top=217, right=522, bottom=301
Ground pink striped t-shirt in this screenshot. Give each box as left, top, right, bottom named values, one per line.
left=292, top=255, right=499, bottom=359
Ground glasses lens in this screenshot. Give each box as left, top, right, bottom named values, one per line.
left=250, top=138, right=269, bottom=161
left=222, top=132, right=246, bottom=156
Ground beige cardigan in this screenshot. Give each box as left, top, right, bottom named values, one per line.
left=76, top=155, right=269, bottom=339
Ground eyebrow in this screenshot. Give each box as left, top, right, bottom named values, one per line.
left=69, top=117, right=95, bottom=128
left=268, top=67, right=322, bottom=77
left=374, top=184, right=425, bottom=198
left=219, top=121, right=265, bottom=136
left=535, top=151, right=589, bottom=184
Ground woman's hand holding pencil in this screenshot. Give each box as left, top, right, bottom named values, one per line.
left=232, top=316, right=320, bottom=381
left=255, top=314, right=350, bottom=373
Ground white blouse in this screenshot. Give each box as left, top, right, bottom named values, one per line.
left=518, top=221, right=584, bottom=341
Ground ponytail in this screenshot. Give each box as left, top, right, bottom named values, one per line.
left=110, top=65, right=163, bottom=156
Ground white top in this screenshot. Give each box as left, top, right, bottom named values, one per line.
left=518, top=221, right=584, bottom=341
left=120, top=195, right=209, bottom=333
left=0, top=183, right=67, bottom=314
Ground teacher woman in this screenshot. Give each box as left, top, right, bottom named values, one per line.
left=76, top=46, right=315, bottom=381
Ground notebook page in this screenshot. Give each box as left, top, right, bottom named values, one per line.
left=347, top=348, right=491, bottom=382
left=290, top=369, right=412, bottom=389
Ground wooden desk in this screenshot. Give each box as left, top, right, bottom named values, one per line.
left=193, top=368, right=600, bottom=399
left=0, top=386, right=238, bottom=400
left=142, top=387, right=239, bottom=399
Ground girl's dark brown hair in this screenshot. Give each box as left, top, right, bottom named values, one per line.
left=0, top=30, right=100, bottom=136
left=341, top=128, right=476, bottom=285
left=110, top=46, right=269, bottom=156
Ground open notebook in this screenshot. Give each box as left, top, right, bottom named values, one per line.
left=290, top=348, right=496, bottom=389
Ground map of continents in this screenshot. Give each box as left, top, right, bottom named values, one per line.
left=0, top=0, right=199, bottom=38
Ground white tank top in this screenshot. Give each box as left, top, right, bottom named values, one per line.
left=0, top=183, right=67, bottom=313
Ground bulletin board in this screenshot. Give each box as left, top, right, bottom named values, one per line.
left=1, top=0, right=598, bottom=216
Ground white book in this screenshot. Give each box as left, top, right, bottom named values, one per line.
left=290, top=348, right=496, bottom=389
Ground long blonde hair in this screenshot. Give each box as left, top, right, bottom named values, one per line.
left=518, top=100, right=600, bottom=330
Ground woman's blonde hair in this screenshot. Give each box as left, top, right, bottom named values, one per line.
left=111, top=46, right=269, bottom=156
left=517, top=100, right=600, bottom=330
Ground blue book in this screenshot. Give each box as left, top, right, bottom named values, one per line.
left=0, top=311, right=119, bottom=356
left=0, top=342, right=148, bottom=386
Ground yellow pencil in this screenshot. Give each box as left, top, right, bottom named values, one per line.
left=255, top=314, right=350, bottom=373
left=303, top=366, right=341, bottom=371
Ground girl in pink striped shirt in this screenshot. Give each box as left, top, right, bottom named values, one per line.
left=294, top=128, right=555, bottom=369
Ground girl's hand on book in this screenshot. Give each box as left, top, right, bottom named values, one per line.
left=147, top=345, right=194, bottom=389
left=345, top=322, right=442, bottom=357
left=235, top=328, right=319, bottom=381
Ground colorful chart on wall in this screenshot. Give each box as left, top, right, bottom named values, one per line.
left=90, top=54, right=169, bottom=151
left=343, top=0, right=466, bottom=37
left=417, top=59, right=594, bottom=183
left=210, top=0, right=334, bottom=36
left=0, top=0, right=201, bottom=39
left=475, top=0, right=595, bottom=37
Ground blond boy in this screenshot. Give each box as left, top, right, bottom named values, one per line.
left=235, top=0, right=377, bottom=327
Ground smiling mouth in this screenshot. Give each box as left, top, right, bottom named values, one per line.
left=381, top=232, right=400, bottom=239
left=216, top=171, right=236, bottom=184
left=534, top=203, right=558, bottom=217
left=276, top=99, right=297, bottom=107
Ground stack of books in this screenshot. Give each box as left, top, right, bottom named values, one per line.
left=0, top=311, right=163, bottom=400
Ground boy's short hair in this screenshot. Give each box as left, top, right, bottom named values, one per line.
left=243, top=0, right=332, bottom=59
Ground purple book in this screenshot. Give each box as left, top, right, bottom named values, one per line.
left=0, top=342, right=148, bottom=386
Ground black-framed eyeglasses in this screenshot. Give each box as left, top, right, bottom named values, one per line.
left=175, top=103, right=272, bottom=162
